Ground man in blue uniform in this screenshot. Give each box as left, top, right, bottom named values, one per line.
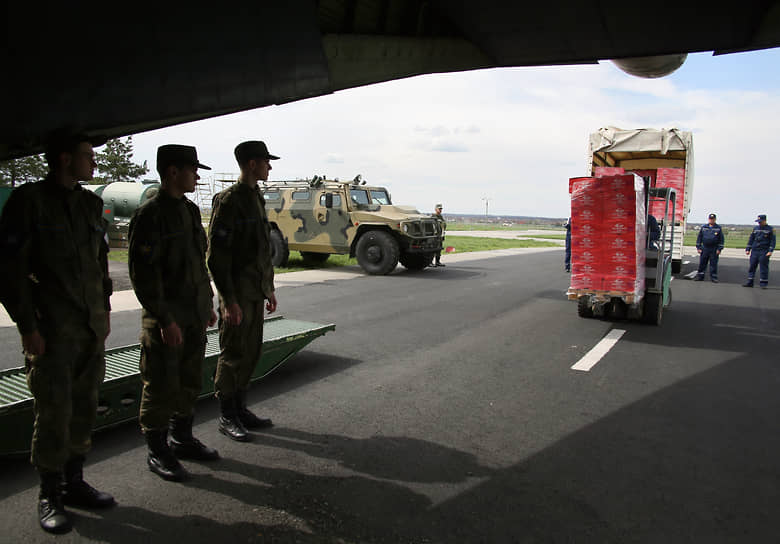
left=564, top=218, right=571, bottom=272
left=743, top=214, right=775, bottom=289
left=695, top=213, right=725, bottom=282
left=646, top=214, right=661, bottom=249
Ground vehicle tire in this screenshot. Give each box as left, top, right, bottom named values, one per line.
left=269, top=229, right=289, bottom=267
left=300, top=251, right=330, bottom=264
left=355, top=230, right=399, bottom=275
left=642, top=292, right=663, bottom=325
left=671, top=259, right=681, bottom=274
left=577, top=296, right=593, bottom=318
left=399, top=252, right=432, bottom=271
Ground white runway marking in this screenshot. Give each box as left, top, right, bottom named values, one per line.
left=571, top=329, right=626, bottom=372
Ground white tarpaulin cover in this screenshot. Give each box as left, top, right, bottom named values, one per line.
left=590, top=127, right=692, bottom=154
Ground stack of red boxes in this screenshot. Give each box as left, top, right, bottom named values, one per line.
left=569, top=173, right=647, bottom=297
left=650, top=168, right=685, bottom=223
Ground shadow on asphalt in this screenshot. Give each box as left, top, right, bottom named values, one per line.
left=43, top=349, right=780, bottom=543
left=0, top=350, right=363, bottom=498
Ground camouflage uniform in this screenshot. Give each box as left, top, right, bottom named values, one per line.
left=0, top=176, right=111, bottom=472
left=432, top=207, right=446, bottom=265
left=208, top=182, right=275, bottom=398
left=128, top=190, right=214, bottom=432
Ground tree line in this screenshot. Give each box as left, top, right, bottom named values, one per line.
left=0, top=136, right=149, bottom=187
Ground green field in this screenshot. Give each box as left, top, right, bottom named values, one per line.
left=683, top=231, right=752, bottom=249
left=109, top=235, right=560, bottom=270
left=446, top=222, right=563, bottom=231
left=516, top=233, right=566, bottom=240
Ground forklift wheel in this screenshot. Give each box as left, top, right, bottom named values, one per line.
left=577, top=296, right=594, bottom=318
left=642, top=293, right=663, bottom=325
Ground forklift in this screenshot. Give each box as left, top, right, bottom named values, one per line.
left=575, top=180, right=676, bottom=325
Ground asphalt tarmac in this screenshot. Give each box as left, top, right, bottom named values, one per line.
left=1, top=249, right=779, bottom=543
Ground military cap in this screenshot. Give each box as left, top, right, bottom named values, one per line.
left=234, top=141, right=280, bottom=163
left=708, top=213, right=716, bottom=219
left=756, top=214, right=767, bottom=222
left=435, top=203, right=443, bottom=209
left=44, top=128, right=106, bottom=165
left=156, top=144, right=211, bottom=171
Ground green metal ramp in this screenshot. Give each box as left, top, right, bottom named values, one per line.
left=0, top=316, right=335, bottom=457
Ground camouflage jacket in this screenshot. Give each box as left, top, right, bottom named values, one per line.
left=207, top=181, right=275, bottom=305
left=432, top=212, right=447, bottom=232
left=0, top=176, right=111, bottom=338
left=128, top=189, right=213, bottom=329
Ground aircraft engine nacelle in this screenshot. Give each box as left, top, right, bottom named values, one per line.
left=610, top=54, right=688, bottom=78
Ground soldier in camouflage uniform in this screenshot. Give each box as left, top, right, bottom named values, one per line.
left=208, top=141, right=278, bottom=441
left=128, top=145, right=219, bottom=482
left=0, top=131, right=115, bottom=534
left=432, top=203, right=446, bottom=266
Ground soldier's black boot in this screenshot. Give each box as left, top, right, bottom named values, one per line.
left=38, top=471, right=71, bottom=534
left=218, top=396, right=250, bottom=442
left=62, top=455, right=116, bottom=509
left=145, top=429, right=188, bottom=482
left=237, top=390, right=273, bottom=430
left=169, top=415, right=220, bottom=461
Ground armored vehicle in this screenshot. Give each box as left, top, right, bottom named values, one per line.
left=262, top=177, right=443, bottom=275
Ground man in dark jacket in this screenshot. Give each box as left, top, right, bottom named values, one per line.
left=128, top=145, right=219, bottom=482
left=207, top=141, right=278, bottom=442
left=0, top=131, right=115, bottom=534
left=695, top=213, right=725, bottom=282
left=743, top=214, right=775, bottom=288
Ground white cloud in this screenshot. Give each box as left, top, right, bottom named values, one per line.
left=131, top=54, right=780, bottom=224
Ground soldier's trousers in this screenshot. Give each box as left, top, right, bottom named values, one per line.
left=748, top=249, right=770, bottom=285
left=25, top=326, right=105, bottom=472
left=215, top=299, right=264, bottom=398
left=697, top=247, right=719, bottom=280
left=138, top=324, right=206, bottom=432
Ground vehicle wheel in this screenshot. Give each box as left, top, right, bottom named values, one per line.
left=269, top=229, right=289, bottom=267
left=355, top=230, right=399, bottom=275
left=577, top=296, right=593, bottom=318
left=671, top=259, right=681, bottom=274
left=642, top=292, right=663, bottom=325
left=300, top=251, right=330, bottom=264
left=399, top=252, right=432, bottom=270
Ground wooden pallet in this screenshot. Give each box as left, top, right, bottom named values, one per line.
left=567, top=289, right=638, bottom=304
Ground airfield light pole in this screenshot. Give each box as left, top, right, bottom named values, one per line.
left=482, top=197, right=491, bottom=218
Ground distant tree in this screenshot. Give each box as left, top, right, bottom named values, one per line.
left=95, top=136, right=148, bottom=184
left=0, top=154, right=48, bottom=187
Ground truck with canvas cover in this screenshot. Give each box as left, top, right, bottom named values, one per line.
left=262, top=177, right=443, bottom=275
left=586, top=127, right=693, bottom=273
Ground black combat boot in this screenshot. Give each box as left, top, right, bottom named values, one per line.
left=145, top=429, right=188, bottom=482
left=38, top=471, right=71, bottom=534
left=169, top=415, right=220, bottom=461
left=236, top=390, right=273, bottom=430
left=218, top=396, right=250, bottom=442
left=62, top=455, right=116, bottom=508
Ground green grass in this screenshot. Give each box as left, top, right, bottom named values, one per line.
left=447, top=222, right=563, bottom=231
left=109, top=237, right=559, bottom=269
left=443, top=235, right=560, bottom=252
left=516, top=233, right=566, bottom=240
left=683, top=232, right=751, bottom=249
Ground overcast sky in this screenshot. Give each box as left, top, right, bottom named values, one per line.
left=129, top=48, right=780, bottom=225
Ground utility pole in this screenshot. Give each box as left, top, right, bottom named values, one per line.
left=481, top=197, right=492, bottom=217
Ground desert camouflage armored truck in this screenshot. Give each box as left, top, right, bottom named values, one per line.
left=262, top=177, right=443, bottom=275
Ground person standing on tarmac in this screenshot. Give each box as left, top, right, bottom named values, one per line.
left=128, top=145, right=219, bottom=482
left=432, top=203, right=446, bottom=267
left=695, top=213, right=725, bottom=282
left=207, top=141, right=279, bottom=442
left=564, top=217, right=571, bottom=272
left=743, top=214, right=775, bottom=289
left=0, top=131, right=115, bottom=534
